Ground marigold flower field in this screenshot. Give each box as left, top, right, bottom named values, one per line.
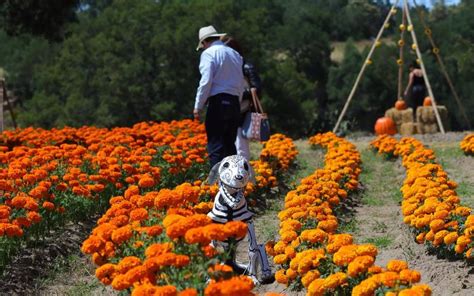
left=2, top=124, right=473, bottom=295
left=269, top=132, right=431, bottom=296
left=371, top=135, right=474, bottom=260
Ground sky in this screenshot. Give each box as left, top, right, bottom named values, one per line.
left=395, top=0, right=461, bottom=7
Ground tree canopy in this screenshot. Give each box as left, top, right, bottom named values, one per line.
left=0, top=0, right=472, bottom=136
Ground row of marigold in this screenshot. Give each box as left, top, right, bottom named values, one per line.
left=371, top=135, right=474, bottom=261
left=0, top=120, right=209, bottom=241
left=80, top=132, right=299, bottom=296
left=460, top=134, right=474, bottom=155
left=267, top=132, right=431, bottom=296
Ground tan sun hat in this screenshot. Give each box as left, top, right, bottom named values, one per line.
left=196, top=25, right=226, bottom=51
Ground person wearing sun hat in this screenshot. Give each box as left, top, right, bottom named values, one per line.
left=194, top=25, right=246, bottom=168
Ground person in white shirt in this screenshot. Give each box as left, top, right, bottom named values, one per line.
left=194, top=25, right=245, bottom=167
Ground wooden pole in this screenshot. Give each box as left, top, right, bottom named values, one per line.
left=404, top=0, right=445, bottom=134
left=333, top=0, right=400, bottom=133
left=413, top=2, right=471, bottom=129
left=4, top=87, right=17, bottom=129
left=0, top=80, right=4, bottom=132
left=397, top=8, right=407, bottom=100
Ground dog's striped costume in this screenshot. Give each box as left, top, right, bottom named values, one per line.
left=208, top=184, right=253, bottom=224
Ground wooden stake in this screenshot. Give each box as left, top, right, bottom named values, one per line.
left=333, top=0, right=400, bottom=133
left=413, top=2, right=471, bottom=129
left=397, top=8, right=407, bottom=100
left=404, top=0, right=445, bottom=134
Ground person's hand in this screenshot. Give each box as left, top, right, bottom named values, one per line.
left=193, top=109, right=201, bottom=121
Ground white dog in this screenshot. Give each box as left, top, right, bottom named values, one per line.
left=207, top=155, right=274, bottom=284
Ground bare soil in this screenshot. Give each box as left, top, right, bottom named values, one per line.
left=0, top=219, right=111, bottom=296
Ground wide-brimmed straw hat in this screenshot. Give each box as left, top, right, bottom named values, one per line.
left=196, top=25, right=226, bottom=51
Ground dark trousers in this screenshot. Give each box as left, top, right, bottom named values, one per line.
left=410, top=85, right=426, bottom=110
left=205, top=93, right=240, bottom=167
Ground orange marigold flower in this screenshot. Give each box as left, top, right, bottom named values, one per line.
left=207, top=264, right=233, bottom=280
left=275, top=269, right=288, bottom=285
left=124, top=185, right=140, bottom=199
left=117, top=256, right=142, bottom=273
left=81, top=236, right=105, bottom=254
left=201, top=245, right=218, bottom=258
left=131, top=284, right=177, bottom=296
left=179, top=288, right=198, bottom=296
left=111, top=225, right=133, bottom=245
left=387, top=260, right=409, bottom=273
left=111, top=274, right=132, bottom=291
left=138, top=174, right=155, bottom=188
left=124, top=265, right=147, bottom=285
left=129, top=208, right=149, bottom=222
left=145, top=242, right=173, bottom=258
left=95, top=263, right=117, bottom=285
left=204, top=275, right=254, bottom=296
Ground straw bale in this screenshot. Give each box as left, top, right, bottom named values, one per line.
left=400, top=122, right=416, bottom=136
left=416, top=106, right=448, bottom=124
left=424, top=123, right=439, bottom=134
left=385, top=108, right=402, bottom=122
left=385, top=108, right=413, bottom=132
left=400, top=108, right=414, bottom=124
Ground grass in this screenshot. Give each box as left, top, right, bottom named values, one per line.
left=363, top=236, right=394, bottom=249
left=358, top=147, right=402, bottom=206
left=65, top=281, right=103, bottom=296
left=339, top=219, right=359, bottom=234
left=34, top=253, right=105, bottom=296
left=330, top=38, right=395, bottom=63
left=432, top=144, right=474, bottom=209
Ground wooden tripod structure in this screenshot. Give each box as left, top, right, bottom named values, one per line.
left=332, top=0, right=457, bottom=134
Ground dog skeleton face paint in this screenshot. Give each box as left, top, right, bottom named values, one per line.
left=208, top=155, right=255, bottom=189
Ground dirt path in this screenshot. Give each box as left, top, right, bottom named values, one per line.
left=248, top=140, right=325, bottom=295
left=351, top=142, right=474, bottom=296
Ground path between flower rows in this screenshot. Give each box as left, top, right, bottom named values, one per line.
left=250, top=140, right=325, bottom=296
left=348, top=140, right=474, bottom=296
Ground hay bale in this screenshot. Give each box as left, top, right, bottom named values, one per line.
left=400, top=108, right=414, bottom=124
left=400, top=122, right=416, bottom=136
left=413, top=122, right=420, bottom=134
left=385, top=108, right=413, bottom=133
left=385, top=108, right=402, bottom=122
left=419, top=107, right=435, bottom=123
left=416, top=106, right=449, bottom=130
left=417, top=122, right=438, bottom=134
left=424, top=123, right=439, bottom=134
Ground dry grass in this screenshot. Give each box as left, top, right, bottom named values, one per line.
left=330, top=37, right=395, bottom=63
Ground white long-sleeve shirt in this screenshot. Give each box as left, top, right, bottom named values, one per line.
left=194, top=41, right=245, bottom=110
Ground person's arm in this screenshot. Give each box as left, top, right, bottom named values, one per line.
left=404, top=72, right=414, bottom=97
left=194, top=52, right=214, bottom=120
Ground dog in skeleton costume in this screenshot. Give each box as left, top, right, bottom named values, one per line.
left=207, top=155, right=275, bottom=284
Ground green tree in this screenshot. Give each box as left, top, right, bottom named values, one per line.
left=16, top=0, right=333, bottom=138
left=327, top=40, right=399, bottom=132
left=0, top=0, right=79, bottom=40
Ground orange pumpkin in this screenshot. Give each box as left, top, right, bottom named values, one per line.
left=374, top=117, right=397, bottom=135
left=395, top=100, right=407, bottom=110
left=423, top=97, right=432, bottom=106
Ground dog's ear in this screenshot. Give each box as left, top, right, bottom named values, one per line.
left=249, top=163, right=256, bottom=185
left=207, top=161, right=221, bottom=185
